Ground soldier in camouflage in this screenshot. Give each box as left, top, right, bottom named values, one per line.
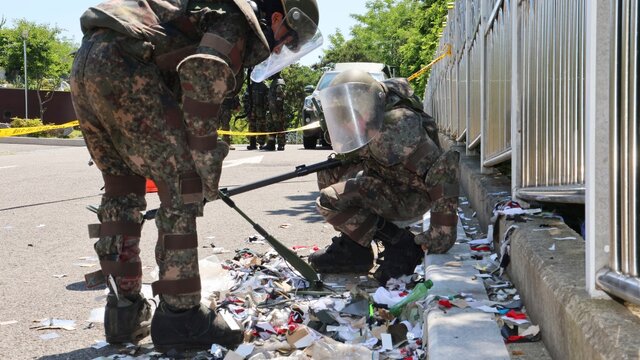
left=245, top=79, right=270, bottom=149
left=266, top=72, right=287, bottom=151
left=70, top=0, right=320, bottom=350
left=219, top=95, right=241, bottom=150
left=309, top=69, right=460, bottom=285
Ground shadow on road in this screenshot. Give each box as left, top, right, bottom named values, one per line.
left=265, top=191, right=325, bottom=223
left=65, top=281, right=106, bottom=292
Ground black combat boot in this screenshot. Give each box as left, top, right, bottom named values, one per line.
left=373, top=219, right=423, bottom=285
left=151, top=302, right=244, bottom=352
left=261, top=140, right=276, bottom=151
left=104, top=293, right=151, bottom=344
left=309, top=233, right=374, bottom=273
left=247, top=137, right=257, bottom=150
left=277, top=144, right=285, bottom=151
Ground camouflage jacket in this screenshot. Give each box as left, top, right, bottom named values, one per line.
left=79, top=0, right=270, bottom=68
left=268, top=78, right=286, bottom=114
left=249, top=81, right=269, bottom=118
left=354, top=78, right=443, bottom=191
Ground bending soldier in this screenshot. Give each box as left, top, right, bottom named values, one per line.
left=266, top=72, right=287, bottom=151
left=309, top=69, right=460, bottom=285
left=70, top=0, right=320, bottom=350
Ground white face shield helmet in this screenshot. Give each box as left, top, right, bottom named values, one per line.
left=318, top=82, right=386, bottom=154
left=251, top=8, right=323, bottom=82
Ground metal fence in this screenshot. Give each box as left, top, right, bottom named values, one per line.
left=596, top=0, right=640, bottom=305
left=426, top=0, right=640, bottom=305
left=425, top=0, right=586, bottom=203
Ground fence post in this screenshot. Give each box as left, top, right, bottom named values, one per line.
left=585, top=0, right=612, bottom=297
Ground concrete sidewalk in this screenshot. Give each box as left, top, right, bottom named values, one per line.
left=443, top=135, right=640, bottom=360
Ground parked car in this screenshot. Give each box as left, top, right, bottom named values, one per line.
left=300, top=62, right=391, bottom=149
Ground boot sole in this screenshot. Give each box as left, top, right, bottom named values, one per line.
left=312, top=264, right=373, bottom=274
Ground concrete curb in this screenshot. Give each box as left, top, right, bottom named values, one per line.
left=424, top=243, right=510, bottom=360
left=0, top=136, right=86, bottom=146
left=440, top=134, right=640, bottom=359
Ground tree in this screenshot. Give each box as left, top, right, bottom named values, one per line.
left=281, top=64, right=322, bottom=127
left=317, top=0, right=449, bottom=98
left=0, top=19, right=76, bottom=119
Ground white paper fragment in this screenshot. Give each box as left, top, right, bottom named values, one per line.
left=549, top=243, right=556, bottom=251
left=501, top=315, right=530, bottom=325
left=221, top=311, right=241, bottom=331
left=36, top=224, right=46, bottom=228
left=53, top=274, right=67, bottom=279
left=92, top=340, right=109, bottom=349
left=0, top=320, right=18, bottom=326
left=88, top=308, right=105, bottom=323
left=521, top=325, right=540, bottom=337
left=235, top=344, right=255, bottom=357
left=40, top=332, right=60, bottom=340
left=381, top=333, right=393, bottom=350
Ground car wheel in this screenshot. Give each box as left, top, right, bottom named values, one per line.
left=303, top=135, right=317, bottom=149
left=320, top=137, right=331, bottom=148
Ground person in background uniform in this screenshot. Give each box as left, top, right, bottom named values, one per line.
left=266, top=72, right=287, bottom=151
left=308, top=69, right=460, bottom=285
left=246, top=79, right=270, bottom=149
left=219, top=94, right=241, bottom=150
left=70, top=0, right=320, bottom=350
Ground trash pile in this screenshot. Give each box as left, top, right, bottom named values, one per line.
left=89, top=242, right=435, bottom=360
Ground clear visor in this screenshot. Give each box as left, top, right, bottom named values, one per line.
left=251, top=8, right=323, bottom=82
left=318, top=82, right=385, bottom=154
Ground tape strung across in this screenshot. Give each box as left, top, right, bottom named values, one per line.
left=407, top=44, right=452, bottom=82
left=0, top=120, right=321, bottom=138
left=0, top=121, right=80, bottom=138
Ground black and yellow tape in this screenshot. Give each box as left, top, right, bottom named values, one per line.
left=407, top=44, right=452, bottom=82
left=0, top=120, right=321, bottom=138
left=0, top=120, right=80, bottom=138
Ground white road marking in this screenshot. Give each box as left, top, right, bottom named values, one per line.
left=222, top=155, right=264, bottom=169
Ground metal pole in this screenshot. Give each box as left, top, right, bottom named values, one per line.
left=22, top=30, right=28, bottom=119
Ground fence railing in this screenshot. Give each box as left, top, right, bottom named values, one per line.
left=425, top=0, right=585, bottom=203
left=595, top=0, right=640, bottom=305
left=426, top=0, right=640, bottom=304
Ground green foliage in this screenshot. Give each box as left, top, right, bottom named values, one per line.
left=0, top=19, right=75, bottom=90
left=9, top=118, right=53, bottom=137
left=317, top=0, right=449, bottom=98
left=281, top=64, right=322, bottom=127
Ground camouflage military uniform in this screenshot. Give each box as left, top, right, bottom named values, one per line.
left=267, top=74, right=287, bottom=150
left=316, top=78, right=460, bottom=254
left=247, top=80, right=269, bottom=147
left=219, top=95, right=240, bottom=147
left=70, top=0, right=270, bottom=315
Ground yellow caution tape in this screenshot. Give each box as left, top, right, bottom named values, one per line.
left=407, top=44, right=452, bottom=82
left=219, top=120, right=321, bottom=136
left=0, top=119, right=321, bottom=138
left=0, top=120, right=80, bottom=138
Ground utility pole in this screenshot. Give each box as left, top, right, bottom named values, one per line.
left=22, top=30, right=28, bottom=119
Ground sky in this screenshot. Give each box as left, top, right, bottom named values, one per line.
left=1, top=0, right=369, bottom=66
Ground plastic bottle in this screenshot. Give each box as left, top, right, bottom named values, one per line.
left=389, top=279, right=433, bottom=317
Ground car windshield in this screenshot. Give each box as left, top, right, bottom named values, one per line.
left=316, top=73, right=338, bottom=91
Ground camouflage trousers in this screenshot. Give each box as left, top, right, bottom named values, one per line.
left=267, top=112, right=287, bottom=145
left=316, top=162, right=432, bottom=247
left=247, top=115, right=267, bottom=145
left=70, top=29, right=205, bottom=310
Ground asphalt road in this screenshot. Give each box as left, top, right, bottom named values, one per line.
left=0, top=143, right=337, bottom=359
